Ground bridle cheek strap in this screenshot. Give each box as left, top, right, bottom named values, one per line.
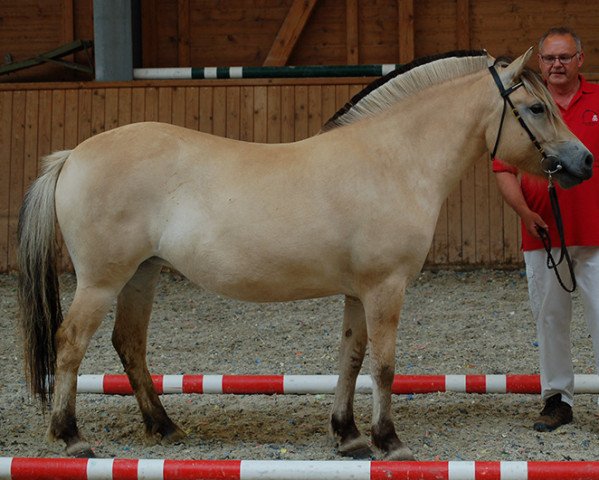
left=489, top=66, right=540, bottom=158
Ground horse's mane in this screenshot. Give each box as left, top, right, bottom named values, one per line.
left=321, top=50, right=491, bottom=132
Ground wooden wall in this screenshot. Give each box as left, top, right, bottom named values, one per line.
left=0, top=77, right=522, bottom=273
left=1, top=1, right=599, bottom=83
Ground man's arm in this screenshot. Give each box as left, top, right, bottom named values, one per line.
left=495, top=171, right=547, bottom=239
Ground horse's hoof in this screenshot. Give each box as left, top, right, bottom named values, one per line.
left=66, top=441, right=96, bottom=458
left=383, top=445, right=415, bottom=461
left=146, top=424, right=187, bottom=445
left=338, top=436, right=373, bottom=459
left=162, top=426, right=187, bottom=444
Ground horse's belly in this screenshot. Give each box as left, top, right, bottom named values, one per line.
left=172, top=253, right=343, bottom=302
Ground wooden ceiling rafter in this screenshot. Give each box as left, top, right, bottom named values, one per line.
left=398, top=0, right=414, bottom=64
left=263, top=0, right=319, bottom=67
left=346, top=0, right=359, bottom=64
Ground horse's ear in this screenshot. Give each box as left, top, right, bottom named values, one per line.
left=499, top=47, right=534, bottom=86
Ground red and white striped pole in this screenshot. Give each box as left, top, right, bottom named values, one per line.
left=75, top=373, right=599, bottom=395
left=3, top=458, right=599, bottom=480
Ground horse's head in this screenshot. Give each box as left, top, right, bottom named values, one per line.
left=487, top=48, right=593, bottom=188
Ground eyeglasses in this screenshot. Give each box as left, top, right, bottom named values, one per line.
left=539, top=52, right=579, bottom=65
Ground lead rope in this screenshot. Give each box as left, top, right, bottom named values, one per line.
left=536, top=176, right=576, bottom=292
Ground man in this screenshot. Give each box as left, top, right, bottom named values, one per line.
left=494, top=27, right=599, bottom=432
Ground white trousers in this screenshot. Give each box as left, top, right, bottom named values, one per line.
left=524, top=246, right=599, bottom=406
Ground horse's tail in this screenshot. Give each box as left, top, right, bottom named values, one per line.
left=17, top=150, right=71, bottom=409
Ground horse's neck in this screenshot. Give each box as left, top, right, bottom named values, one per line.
left=362, top=70, right=493, bottom=200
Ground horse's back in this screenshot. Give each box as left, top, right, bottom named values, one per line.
left=54, top=122, right=360, bottom=299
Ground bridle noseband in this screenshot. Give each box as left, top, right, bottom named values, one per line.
left=488, top=65, right=562, bottom=175
left=489, top=64, right=575, bottom=292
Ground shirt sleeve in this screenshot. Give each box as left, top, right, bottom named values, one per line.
left=492, top=158, right=518, bottom=174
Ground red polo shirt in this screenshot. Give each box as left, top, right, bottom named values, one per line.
left=493, top=76, right=599, bottom=251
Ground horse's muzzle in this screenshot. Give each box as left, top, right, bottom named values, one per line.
left=551, top=148, right=594, bottom=189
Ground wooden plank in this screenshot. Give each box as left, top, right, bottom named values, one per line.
left=185, top=87, right=199, bottom=130
left=38, top=90, right=54, bottom=160
left=267, top=86, right=281, bottom=143
left=263, top=0, right=319, bottom=66
left=62, top=0, right=75, bottom=50
left=226, top=87, right=240, bottom=140
left=0, top=92, right=12, bottom=271
left=64, top=90, right=79, bottom=149
left=346, top=0, right=359, bottom=64
left=456, top=0, right=470, bottom=50
left=23, top=91, right=39, bottom=188
left=51, top=90, right=66, bottom=152
left=398, top=0, right=414, bottom=63
left=118, top=88, right=133, bottom=127
left=321, top=85, right=337, bottom=124
left=91, top=89, right=105, bottom=136
left=461, top=167, right=476, bottom=264
left=253, top=86, right=268, bottom=143
left=307, top=85, right=322, bottom=137
left=474, top=156, right=490, bottom=264
left=104, top=88, right=119, bottom=132
left=8, top=91, right=26, bottom=270
left=144, top=87, right=159, bottom=122
left=199, top=87, right=213, bottom=134
left=131, top=88, right=146, bottom=124
left=172, top=86, right=187, bottom=127
left=294, top=85, right=308, bottom=140
left=240, top=86, right=254, bottom=142
left=212, top=87, right=226, bottom=137
left=177, top=0, right=191, bottom=67
left=141, top=0, right=159, bottom=67
left=77, top=89, right=92, bottom=144
left=281, top=86, right=295, bottom=143
left=158, top=87, right=172, bottom=124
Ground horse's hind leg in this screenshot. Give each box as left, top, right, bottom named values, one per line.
left=112, top=260, right=186, bottom=444
left=330, top=295, right=372, bottom=458
left=50, top=286, right=116, bottom=457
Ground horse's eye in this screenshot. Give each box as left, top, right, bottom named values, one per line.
left=530, top=104, right=545, bottom=115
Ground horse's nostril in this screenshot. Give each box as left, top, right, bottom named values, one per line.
left=585, top=153, right=594, bottom=169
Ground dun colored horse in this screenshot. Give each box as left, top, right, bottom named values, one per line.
left=18, top=49, right=592, bottom=459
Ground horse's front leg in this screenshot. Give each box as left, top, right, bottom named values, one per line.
left=330, top=295, right=371, bottom=458
left=363, top=282, right=414, bottom=461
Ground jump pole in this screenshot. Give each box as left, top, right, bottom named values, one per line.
left=76, top=373, right=599, bottom=395
left=133, top=64, right=401, bottom=80
left=3, top=458, right=599, bottom=480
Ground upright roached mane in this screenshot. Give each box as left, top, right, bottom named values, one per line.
left=321, top=50, right=562, bottom=138
left=321, top=50, right=490, bottom=132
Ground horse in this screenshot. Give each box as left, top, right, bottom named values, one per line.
left=17, top=48, right=593, bottom=460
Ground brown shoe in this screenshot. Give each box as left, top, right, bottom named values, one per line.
left=533, top=394, right=573, bottom=432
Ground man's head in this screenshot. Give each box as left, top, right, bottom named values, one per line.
left=538, top=27, right=584, bottom=89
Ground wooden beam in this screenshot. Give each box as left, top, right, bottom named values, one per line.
left=178, top=0, right=191, bottom=67
left=456, top=0, right=470, bottom=50
left=346, top=0, right=359, bottom=64
left=141, top=0, right=159, bottom=67
left=263, top=0, right=319, bottom=66
left=398, top=0, right=414, bottom=64
left=62, top=0, right=74, bottom=61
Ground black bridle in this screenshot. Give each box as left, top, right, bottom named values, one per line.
left=489, top=64, right=576, bottom=292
